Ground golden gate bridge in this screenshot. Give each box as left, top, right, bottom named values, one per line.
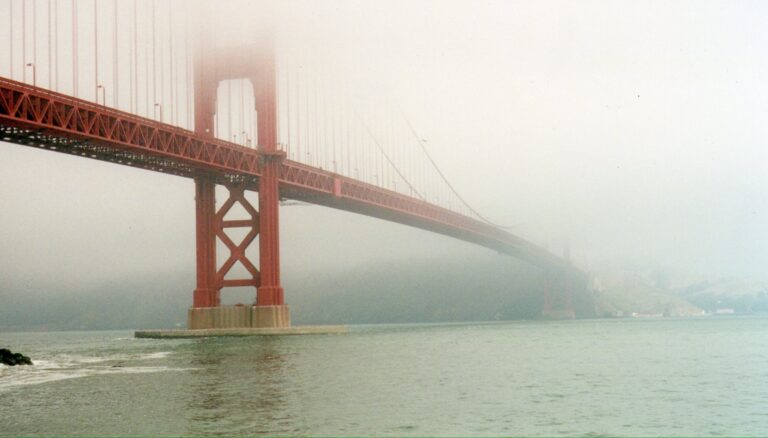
left=0, top=0, right=582, bottom=331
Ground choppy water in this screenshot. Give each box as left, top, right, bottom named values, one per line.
left=1, top=317, right=767, bottom=436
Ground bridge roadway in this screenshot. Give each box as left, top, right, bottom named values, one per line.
left=0, top=76, right=566, bottom=271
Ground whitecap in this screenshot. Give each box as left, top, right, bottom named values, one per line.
left=138, top=351, right=172, bottom=360
left=0, top=364, right=193, bottom=392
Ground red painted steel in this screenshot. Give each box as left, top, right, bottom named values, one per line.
left=193, top=176, right=218, bottom=307
left=252, top=34, right=285, bottom=307
left=0, top=76, right=568, bottom=271
left=193, top=179, right=261, bottom=307
left=215, top=184, right=261, bottom=290
left=192, top=30, right=285, bottom=306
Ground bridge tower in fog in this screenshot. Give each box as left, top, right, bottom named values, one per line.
left=188, top=26, right=290, bottom=328
left=542, top=244, right=576, bottom=319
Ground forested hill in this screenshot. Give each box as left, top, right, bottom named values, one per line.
left=0, top=255, right=597, bottom=331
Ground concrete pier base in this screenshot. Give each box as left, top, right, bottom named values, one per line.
left=187, top=305, right=291, bottom=329
left=252, top=305, right=290, bottom=328
left=135, top=325, right=347, bottom=338
left=135, top=305, right=344, bottom=338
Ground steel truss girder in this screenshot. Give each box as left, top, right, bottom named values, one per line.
left=0, top=76, right=572, bottom=272
left=215, top=183, right=261, bottom=289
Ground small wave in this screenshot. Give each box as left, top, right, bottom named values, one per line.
left=139, top=351, right=171, bottom=360
left=29, top=359, right=62, bottom=368
left=67, top=356, right=107, bottom=364
left=109, top=365, right=193, bottom=374
left=0, top=369, right=91, bottom=390
left=0, top=364, right=192, bottom=392
left=32, top=355, right=107, bottom=369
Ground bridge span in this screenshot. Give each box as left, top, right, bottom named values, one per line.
left=0, top=0, right=581, bottom=329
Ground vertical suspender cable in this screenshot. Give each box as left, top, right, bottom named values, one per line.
left=340, top=82, right=345, bottom=175
left=145, top=1, right=150, bottom=117
left=158, top=4, right=164, bottom=121
left=330, top=70, right=336, bottom=171
left=325, top=69, right=338, bottom=170
left=338, top=84, right=344, bottom=175
left=250, top=80, right=254, bottom=146
left=32, top=0, right=36, bottom=84
left=48, top=0, right=52, bottom=88
left=378, top=107, right=383, bottom=186
left=346, top=91, right=352, bottom=176
left=386, top=107, right=391, bottom=189
left=113, top=0, right=118, bottom=108
left=22, top=0, right=26, bottom=83
left=313, top=66, right=319, bottom=167
left=372, top=112, right=378, bottom=185
left=131, top=0, right=136, bottom=114
left=373, top=106, right=378, bottom=185
left=94, top=0, right=98, bottom=102
left=285, top=63, right=291, bottom=156
left=356, top=108, right=361, bottom=179
left=274, top=55, right=278, bottom=149
left=304, top=66, right=310, bottom=163
left=72, top=0, right=77, bottom=96
left=228, top=75, right=232, bottom=141
left=370, top=111, right=375, bottom=184
left=296, top=67, right=301, bottom=161
left=384, top=105, right=390, bottom=188
left=376, top=109, right=380, bottom=185
left=54, top=0, right=58, bottom=90
left=339, top=80, right=344, bottom=175
left=9, top=0, right=13, bottom=79
left=276, top=62, right=283, bottom=150
left=184, top=7, right=190, bottom=129
left=389, top=107, right=394, bottom=189
left=322, top=66, right=328, bottom=165
left=367, top=111, right=372, bottom=183
left=240, top=79, right=245, bottom=144
left=169, top=0, right=174, bottom=125
left=377, top=111, right=383, bottom=186
left=152, top=0, right=156, bottom=117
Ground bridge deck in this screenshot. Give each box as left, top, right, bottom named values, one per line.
left=0, top=76, right=565, bottom=270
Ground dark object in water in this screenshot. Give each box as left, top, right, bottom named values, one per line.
left=0, top=348, right=33, bottom=366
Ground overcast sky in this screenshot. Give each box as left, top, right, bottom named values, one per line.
left=1, top=0, right=767, bottom=297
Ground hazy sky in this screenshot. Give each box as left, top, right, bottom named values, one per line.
left=2, top=0, right=768, bottom=297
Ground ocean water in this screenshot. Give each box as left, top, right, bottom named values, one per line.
left=1, top=316, right=767, bottom=436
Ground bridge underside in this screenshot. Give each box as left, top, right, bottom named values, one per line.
left=0, top=123, right=255, bottom=187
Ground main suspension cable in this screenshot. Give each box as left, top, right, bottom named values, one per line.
left=398, top=109, right=515, bottom=229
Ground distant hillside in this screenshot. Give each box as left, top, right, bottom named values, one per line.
left=677, top=278, right=768, bottom=313
left=0, top=255, right=598, bottom=331
left=0, top=270, right=192, bottom=331
left=591, top=271, right=703, bottom=317
left=290, top=257, right=557, bottom=324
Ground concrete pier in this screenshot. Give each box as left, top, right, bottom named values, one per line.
left=187, top=305, right=291, bottom=330
left=135, top=304, right=345, bottom=338
left=135, top=325, right=347, bottom=338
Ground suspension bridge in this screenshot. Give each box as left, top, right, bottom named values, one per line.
left=0, top=0, right=581, bottom=331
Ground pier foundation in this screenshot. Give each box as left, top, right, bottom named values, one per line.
left=187, top=304, right=291, bottom=329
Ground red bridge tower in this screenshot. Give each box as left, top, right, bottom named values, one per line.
left=187, top=28, right=289, bottom=329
